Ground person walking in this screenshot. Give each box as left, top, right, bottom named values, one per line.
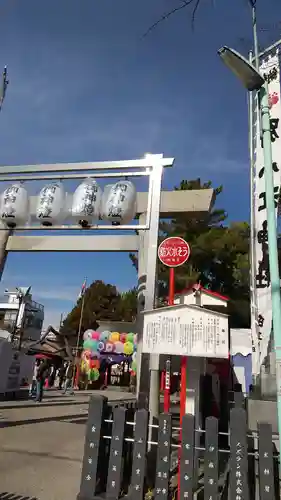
left=63, top=361, right=74, bottom=395
left=35, top=360, right=50, bottom=403
left=29, top=359, right=40, bottom=398
left=58, top=362, right=66, bottom=390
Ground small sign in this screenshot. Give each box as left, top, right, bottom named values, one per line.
left=158, top=237, right=190, bottom=268
left=142, top=304, right=229, bottom=358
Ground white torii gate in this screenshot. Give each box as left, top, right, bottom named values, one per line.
left=0, top=154, right=214, bottom=419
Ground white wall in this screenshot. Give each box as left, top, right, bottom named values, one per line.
left=175, top=292, right=227, bottom=308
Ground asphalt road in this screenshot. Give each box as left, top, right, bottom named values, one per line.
left=0, top=389, right=135, bottom=500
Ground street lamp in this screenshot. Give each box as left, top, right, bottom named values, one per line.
left=218, top=47, right=264, bottom=90
left=218, top=45, right=281, bottom=459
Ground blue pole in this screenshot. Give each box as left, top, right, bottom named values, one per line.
left=260, top=81, right=281, bottom=461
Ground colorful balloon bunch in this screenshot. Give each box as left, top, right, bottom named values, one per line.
left=82, top=329, right=137, bottom=356
left=81, top=329, right=137, bottom=381
left=81, top=350, right=100, bottom=381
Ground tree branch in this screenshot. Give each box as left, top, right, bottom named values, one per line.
left=142, top=0, right=202, bottom=38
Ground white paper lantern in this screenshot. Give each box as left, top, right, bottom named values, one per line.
left=36, top=182, right=65, bottom=226
left=71, top=178, right=102, bottom=226
left=0, top=183, right=29, bottom=228
left=101, top=181, right=136, bottom=224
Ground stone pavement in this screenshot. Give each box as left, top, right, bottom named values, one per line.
left=0, top=389, right=135, bottom=500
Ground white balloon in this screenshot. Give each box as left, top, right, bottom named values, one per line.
left=83, top=329, right=93, bottom=340
left=71, top=178, right=102, bottom=225
left=36, top=183, right=65, bottom=226
left=0, top=183, right=29, bottom=228
left=101, top=181, right=136, bottom=224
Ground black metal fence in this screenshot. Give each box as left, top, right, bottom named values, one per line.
left=77, top=396, right=280, bottom=500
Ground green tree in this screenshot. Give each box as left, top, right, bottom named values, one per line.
left=130, top=178, right=250, bottom=327
left=60, top=280, right=137, bottom=338
left=118, top=288, right=138, bottom=322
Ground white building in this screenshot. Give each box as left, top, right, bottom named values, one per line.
left=0, top=288, right=44, bottom=342
left=0, top=288, right=44, bottom=395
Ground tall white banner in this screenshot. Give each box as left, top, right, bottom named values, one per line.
left=252, top=52, right=281, bottom=375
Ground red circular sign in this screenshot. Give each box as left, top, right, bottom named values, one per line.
left=158, top=237, right=190, bottom=268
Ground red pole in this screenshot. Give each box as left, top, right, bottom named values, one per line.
left=180, top=356, right=187, bottom=423
left=168, top=267, right=175, bottom=306
left=163, top=267, right=175, bottom=413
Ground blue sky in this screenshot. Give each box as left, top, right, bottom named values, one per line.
left=0, top=0, right=279, bottom=328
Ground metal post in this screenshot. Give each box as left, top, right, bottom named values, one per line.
left=248, top=50, right=259, bottom=377
left=72, top=288, right=86, bottom=390
left=250, top=1, right=259, bottom=71
left=259, top=82, right=281, bottom=461
left=136, top=213, right=149, bottom=404
left=145, top=160, right=164, bottom=422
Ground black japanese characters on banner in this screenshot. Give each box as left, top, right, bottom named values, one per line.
left=263, top=66, right=278, bottom=83
left=258, top=314, right=265, bottom=327
left=260, top=118, right=279, bottom=148
left=258, top=161, right=279, bottom=178
left=258, top=187, right=280, bottom=212
left=256, top=220, right=270, bottom=289
left=252, top=54, right=281, bottom=370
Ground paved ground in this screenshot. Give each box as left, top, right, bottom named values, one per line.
left=0, top=389, right=135, bottom=500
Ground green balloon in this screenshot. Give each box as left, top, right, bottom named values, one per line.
left=88, top=368, right=99, bottom=381
left=126, top=333, right=134, bottom=343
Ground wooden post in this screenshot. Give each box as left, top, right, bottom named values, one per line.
left=229, top=407, right=249, bottom=500
left=179, top=413, right=195, bottom=500
left=77, top=396, right=107, bottom=500
left=128, top=409, right=149, bottom=500
left=258, top=423, right=275, bottom=500
left=154, top=413, right=172, bottom=500
left=204, top=417, right=218, bottom=500
left=106, top=407, right=126, bottom=499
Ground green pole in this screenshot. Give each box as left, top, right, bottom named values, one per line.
left=260, top=81, right=281, bottom=461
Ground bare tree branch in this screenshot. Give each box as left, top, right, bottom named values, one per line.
left=191, top=0, right=200, bottom=29
left=142, top=0, right=202, bottom=38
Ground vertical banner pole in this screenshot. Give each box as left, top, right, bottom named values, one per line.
left=72, top=278, right=87, bottom=390
left=248, top=50, right=259, bottom=378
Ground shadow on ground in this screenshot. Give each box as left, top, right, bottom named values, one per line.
left=0, top=448, right=81, bottom=463
left=0, top=493, right=38, bottom=499
left=0, top=412, right=87, bottom=428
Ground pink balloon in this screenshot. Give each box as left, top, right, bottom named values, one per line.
left=120, top=333, right=127, bottom=343
left=91, top=331, right=100, bottom=340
